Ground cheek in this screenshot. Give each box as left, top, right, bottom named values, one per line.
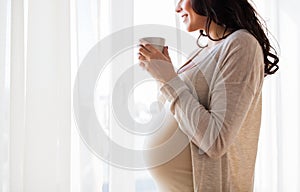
left=194, top=15, right=207, bottom=27
left=187, top=15, right=207, bottom=31
left=182, top=0, right=192, bottom=12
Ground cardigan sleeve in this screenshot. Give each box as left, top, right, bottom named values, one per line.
left=160, top=36, right=264, bottom=159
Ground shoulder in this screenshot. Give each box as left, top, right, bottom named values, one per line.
left=216, top=30, right=264, bottom=86
left=216, top=29, right=263, bottom=63
left=223, top=29, right=260, bottom=49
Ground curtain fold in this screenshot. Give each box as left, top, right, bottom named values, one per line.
left=9, top=0, right=26, bottom=191
left=0, top=0, right=10, bottom=191
left=23, top=0, right=71, bottom=191
left=8, top=0, right=71, bottom=191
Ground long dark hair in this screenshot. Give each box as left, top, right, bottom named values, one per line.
left=191, top=0, right=279, bottom=76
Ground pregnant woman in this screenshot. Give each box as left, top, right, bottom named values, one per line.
left=138, top=0, right=279, bottom=191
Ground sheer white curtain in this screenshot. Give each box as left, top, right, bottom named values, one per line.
left=1, top=0, right=300, bottom=192
left=71, top=0, right=179, bottom=191
left=70, top=0, right=137, bottom=191
left=0, top=0, right=10, bottom=191
left=1, top=0, right=71, bottom=191
left=253, top=0, right=300, bottom=191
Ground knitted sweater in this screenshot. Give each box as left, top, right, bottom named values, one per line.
left=159, top=29, right=264, bottom=191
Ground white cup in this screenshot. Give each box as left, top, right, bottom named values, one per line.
left=139, top=37, right=165, bottom=52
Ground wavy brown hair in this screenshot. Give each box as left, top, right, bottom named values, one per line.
left=191, top=0, right=279, bottom=76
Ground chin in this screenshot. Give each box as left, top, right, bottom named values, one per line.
left=186, top=27, right=197, bottom=32
left=184, top=24, right=198, bottom=32
left=187, top=29, right=196, bottom=32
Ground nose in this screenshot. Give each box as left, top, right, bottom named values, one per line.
left=175, top=1, right=182, bottom=13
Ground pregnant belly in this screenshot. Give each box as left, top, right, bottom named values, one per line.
left=144, top=104, right=194, bottom=192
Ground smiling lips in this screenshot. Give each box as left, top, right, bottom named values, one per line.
left=181, top=14, right=188, bottom=22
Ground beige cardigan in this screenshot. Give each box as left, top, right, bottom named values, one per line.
left=160, top=30, right=264, bottom=191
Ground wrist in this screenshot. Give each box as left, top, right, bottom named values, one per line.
left=163, top=73, right=178, bottom=84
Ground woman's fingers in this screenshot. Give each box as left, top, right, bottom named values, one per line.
left=138, top=45, right=151, bottom=58
left=162, top=46, right=171, bottom=61
left=139, top=62, right=146, bottom=70
left=144, top=44, right=158, bottom=53
left=138, top=53, right=146, bottom=60
left=138, top=44, right=159, bottom=57
left=138, top=53, right=148, bottom=70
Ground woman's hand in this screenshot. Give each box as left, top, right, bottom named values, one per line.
left=138, top=44, right=177, bottom=84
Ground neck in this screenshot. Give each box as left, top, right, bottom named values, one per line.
left=206, top=22, right=232, bottom=46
